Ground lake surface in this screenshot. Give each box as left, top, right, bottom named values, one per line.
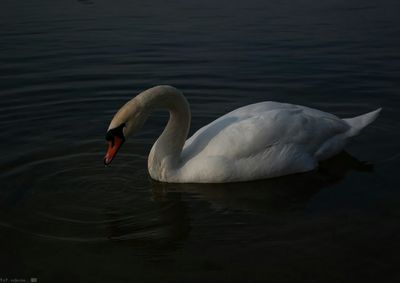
left=1, top=0, right=400, bottom=282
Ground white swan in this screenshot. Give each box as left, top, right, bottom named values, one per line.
left=104, top=85, right=381, bottom=183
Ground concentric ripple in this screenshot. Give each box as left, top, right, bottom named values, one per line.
left=0, top=149, right=186, bottom=244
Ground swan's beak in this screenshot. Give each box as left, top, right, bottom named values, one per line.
left=104, top=136, right=124, bottom=166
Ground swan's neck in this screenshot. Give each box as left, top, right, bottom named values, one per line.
left=137, top=86, right=191, bottom=181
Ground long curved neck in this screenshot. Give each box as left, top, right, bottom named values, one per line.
left=137, top=86, right=191, bottom=181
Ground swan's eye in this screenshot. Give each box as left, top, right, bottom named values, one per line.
left=105, top=131, right=113, bottom=141
left=105, top=123, right=126, bottom=144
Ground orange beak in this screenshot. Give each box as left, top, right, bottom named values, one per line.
left=104, top=136, right=124, bottom=166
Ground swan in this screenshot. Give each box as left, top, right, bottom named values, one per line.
left=104, top=85, right=381, bottom=183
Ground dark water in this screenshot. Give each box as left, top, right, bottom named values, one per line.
left=1, top=0, right=400, bottom=282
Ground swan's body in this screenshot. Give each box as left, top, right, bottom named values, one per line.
left=104, top=85, right=381, bottom=183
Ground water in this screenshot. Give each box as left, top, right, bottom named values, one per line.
left=1, top=0, right=400, bottom=282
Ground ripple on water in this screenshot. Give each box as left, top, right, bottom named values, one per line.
left=0, top=150, right=183, bottom=244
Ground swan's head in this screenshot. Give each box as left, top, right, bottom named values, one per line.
left=104, top=98, right=148, bottom=166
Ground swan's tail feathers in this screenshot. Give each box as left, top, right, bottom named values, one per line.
left=343, top=108, right=382, bottom=137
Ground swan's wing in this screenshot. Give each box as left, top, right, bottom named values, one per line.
left=182, top=102, right=350, bottom=161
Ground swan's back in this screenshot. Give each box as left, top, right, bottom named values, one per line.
left=178, top=102, right=378, bottom=183
left=183, top=102, right=347, bottom=159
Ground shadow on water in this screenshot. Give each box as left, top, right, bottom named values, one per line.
left=0, top=149, right=374, bottom=257
left=150, top=151, right=373, bottom=215
left=96, top=151, right=374, bottom=251
left=20, top=149, right=369, bottom=253
left=103, top=192, right=192, bottom=251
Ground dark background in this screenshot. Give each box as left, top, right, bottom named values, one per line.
left=1, top=0, right=400, bottom=282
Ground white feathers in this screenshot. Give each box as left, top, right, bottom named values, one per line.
left=343, top=108, right=382, bottom=137
left=108, top=85, right=381, bottom=183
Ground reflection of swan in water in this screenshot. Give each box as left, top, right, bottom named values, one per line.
left=104, top=85, right=380, bottom=183
left=0, top=152, right=373, bottom=255
left=103, top=193, right=191, bottom=249
left=150, top=151, right=373, bottom=213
